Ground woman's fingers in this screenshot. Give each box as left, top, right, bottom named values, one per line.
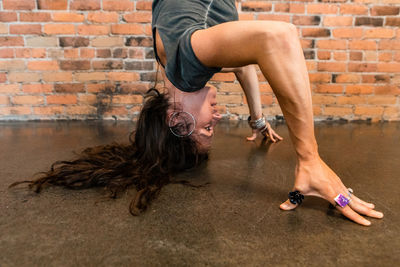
left=280, top=199, right=298, bottom=210
left=338, top=205, right=371, bottom=226
left=349, top=200, right=384, bottom=219
left=351, top=194, right=375, bottom=209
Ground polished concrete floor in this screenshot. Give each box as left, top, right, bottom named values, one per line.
left=0, top=121, right=399, bottom=266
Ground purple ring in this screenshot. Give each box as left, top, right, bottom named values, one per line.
left=334, top=193, right=351, bottom=208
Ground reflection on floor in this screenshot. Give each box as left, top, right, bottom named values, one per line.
left=1, top=121, right=399, bottom=266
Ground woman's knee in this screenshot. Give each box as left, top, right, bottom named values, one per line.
left=260, top=22, right=299, bottom=51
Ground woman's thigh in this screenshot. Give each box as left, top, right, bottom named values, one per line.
left=191, top=20, right=295, bottom=68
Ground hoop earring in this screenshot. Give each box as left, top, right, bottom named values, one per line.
left=168, top=111, right=196, bottom=138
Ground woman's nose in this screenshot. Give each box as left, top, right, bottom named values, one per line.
left=213, top=112, right=222, bottom=121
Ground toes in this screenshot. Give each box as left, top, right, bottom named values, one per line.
left=280, top=199, right=298, bottom=210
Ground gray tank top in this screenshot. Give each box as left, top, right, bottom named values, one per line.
left=152, top=0, right=239, bottom=92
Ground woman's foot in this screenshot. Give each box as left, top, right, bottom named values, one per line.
left=280, top=156, right=384, bottom=226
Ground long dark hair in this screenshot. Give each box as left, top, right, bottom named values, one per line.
left=9, top=88, right=207, bottom=215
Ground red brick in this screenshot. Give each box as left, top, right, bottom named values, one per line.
left=317, top=40, right=347, bottom=50
left=3, top=0, right=35, bottom=10
left=71, top=0, right=100, bottom=10
left=111, top=24, right=145, bottom=35
left=93, top=60, right=123, bottom=70
left=315, top=84, right=344, bottom=94
left=53, top=13, right=85, bottom=22
left=275, top=3, right=289, bottom=12
left=74, top=72, right=107, bottom=82
left=20, top=12, right=51, bottom=22
left=309, top=73, right=331, bottom=83
left=112, top=95, right=143, bottom=104
left=60, top=60, right=90, bottom=70
left=258, top=14, right=290, bottom=22
left=103, top=0, right=134, bottom=11
left=136, top=1, right=152, bottom=11
left=324, top=16, right=353, bottom=26
left=362, top=75, right=390, bottom=83
left=10, top=25, right=42, bottom=35
left=354, top=106, right=384, bottom=116
left=371, top=6, right=399, bottom=15
left=302, top=28, right=330, bottom=37
left=13, top=95, right=44, bottom=105
left=324, top=107, right=353, bottom=116
left=0, top=73, right=6, bottom=83
left=22, top=84, right=53, bottom=93
left=365, top=29, right=395, bottom=39
left=289, top=3, right=305, bottom=13
left=0, top=95, right=10, bottom=105
left=379, top=40, right=400, bottom=50
left=377, top=63, right=400, bottom=73
left=80, top=48, right=95, bottom=58
left=54, top=83, right=85, bottom=93
left=375, top=85, right=400, bottom=95
left=293, top=15, right=321, bottom=25
left=0, top=84, right=20, bottom=94
left=317, top=51, right=331, bottom=60
left=318, top=62, right=346, bottom=72
left=355, top=17, right=383, bottom=27
left=0, top=106, right=31, bottom=115
left=8, top=72, right=40, bottom=82
left=42, top=72, right=73, bottom=82
left=334, top=51, right=347, bottom=61
left=47, top=95, right=78, bottom=104
left=34, top=106, right=64, bottom=115
left=367, top=96, right=397, bottom=105
left=37, top=0, right=68, bottom=10
left=216, top=94, right=243, bottom=104
left=349, top=40, right=377, bottom=50
left=348, top=63, right=377, bottom=72
left=0, top=12, right=18, bottom=21
left=123, top=12, right=152, bottom=23
left=64, top=48, right=79, bottom=58
left=386, top=18, right=400, bottom=27
left=350, top=52, right=363, bottom=61
left=107, top=72, right=140, bottom=82
left=87, top=12, right=119, bottom=23
left=0, top=37, right=24, bottom=47
left=332, top=28, right=363, bottom=38
left=337, top=96, right=365, bottom=105
left=346, top=85, right=374, bottom=94
left=242, top=1, right=272, bottom=12
left=44, top=24, right=75, bottom=35
left=28, top=60, right=59, bottom=71
left=340, top=4, right=368, bottom=15
left=65, top=105, right=97, bottom=115
left=78, top=25, right=109, bottom=35
left=0, top=48, right=14, bottom=58
left=308, top=4, right=338, bottom=14
left=312, top=95, right=336, bottom=104
left=379, top=52, right=393, bottom=62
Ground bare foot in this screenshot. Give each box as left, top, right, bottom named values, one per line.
left=280, top=157, right=384, bottom=226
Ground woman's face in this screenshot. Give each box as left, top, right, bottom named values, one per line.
left=181, top=85, right=222, bottom=152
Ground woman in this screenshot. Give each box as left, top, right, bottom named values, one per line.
left=151, top=0, right=383, bottom=226
left=11, top=0, right=383, bottom=226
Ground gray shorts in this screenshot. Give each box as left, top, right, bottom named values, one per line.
left=152, top=0, right=238, bottom=92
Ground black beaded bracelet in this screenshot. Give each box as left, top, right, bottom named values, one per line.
left=288, top=190, right=305, bottom=205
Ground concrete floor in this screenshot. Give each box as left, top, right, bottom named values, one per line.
left=0, top=121, right=399, bottom=266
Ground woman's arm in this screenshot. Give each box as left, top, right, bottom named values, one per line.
left=221, top=65, right=283, bottom=142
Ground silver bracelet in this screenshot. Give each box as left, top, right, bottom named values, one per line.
left=247, top=115, right=266, bottom=130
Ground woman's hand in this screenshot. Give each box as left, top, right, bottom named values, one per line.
left=246, top=121, right=283, bottom=142
left=280, top=156, right=384, bottom=226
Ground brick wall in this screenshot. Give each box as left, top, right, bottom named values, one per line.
left=0, top=0, right=399, bottom=121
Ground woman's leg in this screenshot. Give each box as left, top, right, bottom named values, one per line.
left=191, top=20, right=383, bottom=225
